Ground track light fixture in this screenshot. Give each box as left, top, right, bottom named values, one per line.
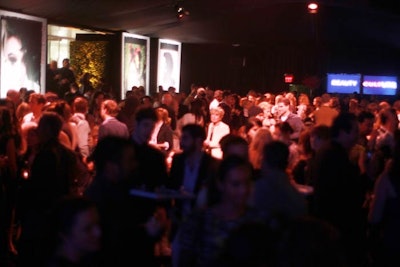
left=174, top=1, right=189, bottom=19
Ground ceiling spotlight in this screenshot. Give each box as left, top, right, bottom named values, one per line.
left=175, top=2, right=189, bottom=19
left=177, top=7, right=185, bottom=19
left=308, top=2, right=318, bottom=14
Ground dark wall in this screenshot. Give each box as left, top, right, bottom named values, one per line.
left=178, top=40, right=400, bottom=97
left=179, top=42, right=327, bottom=96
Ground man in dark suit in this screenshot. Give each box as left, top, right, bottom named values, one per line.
left=57, top=58, right=76, bottom=98
left=168, top=124, right=219, bottom=220
left=97, top=99, right=130, bottom=141
left=131, top=106, right=169, bottom=190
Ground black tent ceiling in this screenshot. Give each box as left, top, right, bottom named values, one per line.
left=1, top=0, right=400, bottom=47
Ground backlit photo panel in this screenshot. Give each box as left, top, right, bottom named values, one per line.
left=122, top=33, right=149, bottom=98
left=0, top=11, right=46, bottom=97
left=157, top=39, right=181, bottom=92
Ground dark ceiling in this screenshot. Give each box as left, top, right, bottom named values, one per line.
left=1, top=0, right=400, bottom=47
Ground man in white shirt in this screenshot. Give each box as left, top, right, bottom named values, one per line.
left=71, top=96, right=91, bottom=158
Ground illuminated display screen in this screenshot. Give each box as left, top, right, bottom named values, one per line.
left=362, top=75, right=397, bottom=96
left=327, top=73, right=361, bottom=94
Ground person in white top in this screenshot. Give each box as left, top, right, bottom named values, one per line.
left=204, top=106, right=230, bottom=159
left=71, top=96, right=91, bottom=158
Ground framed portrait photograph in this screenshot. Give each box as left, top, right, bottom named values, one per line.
left=121, top=32, right=150, bottom=98
left=0, top=10, right=46, bottom=97
left=157, top=39, right=181, bottom=92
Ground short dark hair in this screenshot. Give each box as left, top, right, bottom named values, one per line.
left=89, top=136, right=135, bottom=172
left=331, top=112, right=357, bottom=138
left=275, top=121, right=294, bottom=135
left=181, top=123, right=206, bottom=141
left=134, top=106, right=157, bottom=123
left=357, top=111, right=375, bottom=123
left=220, top=134, right=248, bottom=153
left=263, top=141, right=289, bottom=171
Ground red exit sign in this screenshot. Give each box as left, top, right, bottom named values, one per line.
left=284, top=74, right=294, bottom=83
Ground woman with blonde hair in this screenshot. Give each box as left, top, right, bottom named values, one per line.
left=204, top=107, right=230, bottom=159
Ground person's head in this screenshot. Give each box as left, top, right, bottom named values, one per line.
left=69, top=82, right=79, bottom=93
left=37, top=111, right=64, bottom=144
left=161, top=92, right=173, bottom=106
left=321, top=93, right=331, bottom=105
left=244, top=117, right=263, bottom=143
left=217, top=155, right=253, bottom=207
left=16, top=101, right=31, bottom=123
left=100, top=99, right=120, bottom=119
left=357, top=110, right=375, bottom=137
left=90, top=136, right=136, bottom=181
left=44, top=91, right=59, bottom=103
left=214, top=89, right=224, bottom=102
left=90, top=91, right=105, bottom=110
left=48, top=196, right=101, bottom=260
left=298, top=129, right=313, bottom=157
left=220, top=134, right=249, bottom=160
left=155, top=107, right=171, bottom=124
left=62, top=58, right=70, bottom=68
left=378, top=107, right=398, bottom=133
left=310, top=125, right=331, bottom=152
left=313, top=96, right=322, bottom=108
left=298, top=93, right=310, bottom=106
left=6, top=89, right=21, bottom=107
left=49, top=60, right=58, bottom=70
left=331, top=112, right=359, bottom=150
left=248, top=128, right=273, bottom=170
left=262, top=140, right=289, bottom=171
left=189, top=98, right=205, bottom=116
left=271, top=121, right=293, bottom=143
left=210, top=106, right=224, bottom=123
left=43, top=99, right=72, bottom=121
left=133, top=107, right=157, bottom=143
left=72, top=96, right=89, bottom=114
left=180, top=124, right=206, bottom=153
left=196, top=87, right=206, bottom=99
left=28, top=93, right=46, bottom=115
left=140, top=95, right=153, bottom=108
left=276, top=97, right=291, bottom=117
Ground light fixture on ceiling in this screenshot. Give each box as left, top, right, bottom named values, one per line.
left=307, top=2, right=318, bottom=14
left=174, top=1, right=189, bottom=20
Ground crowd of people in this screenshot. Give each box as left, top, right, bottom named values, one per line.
left=1, top=80, right=400, bottom=267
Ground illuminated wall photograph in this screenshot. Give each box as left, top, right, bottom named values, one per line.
left=157, top=39, right=181, bottom=92
left=122, top=32, right=149, bottom=98
left=0, top=10, right=46, bottom=97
